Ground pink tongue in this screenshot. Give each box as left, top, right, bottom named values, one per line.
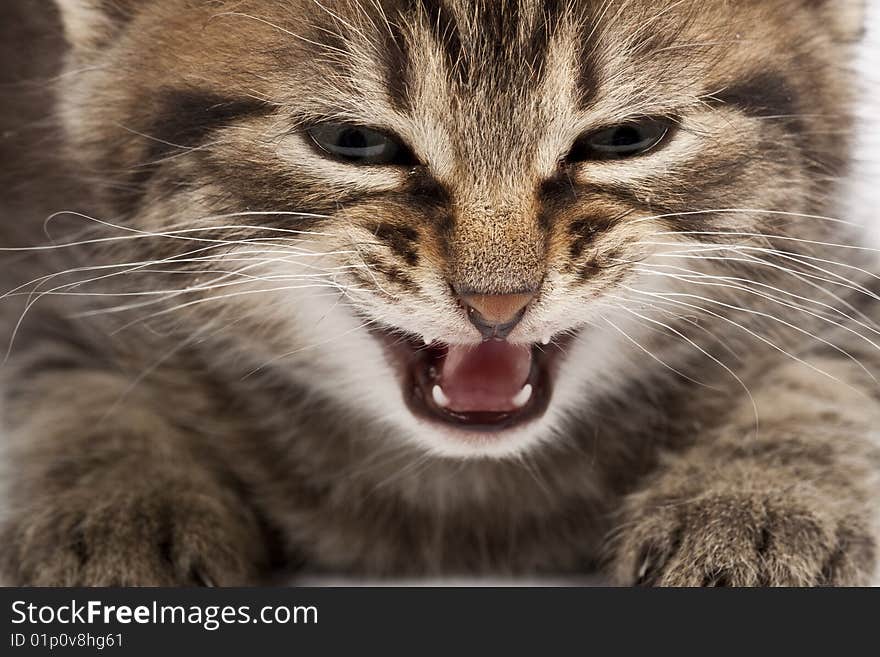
left=439, top=341, right=533, bottom=413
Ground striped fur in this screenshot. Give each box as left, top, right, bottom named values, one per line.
left=0, top=0, right=877, bottom=585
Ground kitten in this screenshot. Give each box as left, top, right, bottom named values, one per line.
left=1, top=0, right=878, bottom=586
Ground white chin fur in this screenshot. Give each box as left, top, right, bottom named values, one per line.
left=261, top=282, right=557, bottom=459
left=267, top=276, right=662, bottom=460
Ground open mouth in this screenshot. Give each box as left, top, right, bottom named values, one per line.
left=375, top=331, right=571, bottom=433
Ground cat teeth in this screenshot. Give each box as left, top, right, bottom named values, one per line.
left=421, top=334, right=436, bottom=346
left=512, top=384, right=533, bottom=409
left=541, top=335, right=552, bottom=346
left=433, top=383, right=533, bottom=410
left=432, top=384, right=451, bottom=408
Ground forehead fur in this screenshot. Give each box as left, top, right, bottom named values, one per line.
left=53, top=0, right=862, bottom=217
left=58, top=1, right=859, bottom=82
left=56, top=0, right=858, bottom=164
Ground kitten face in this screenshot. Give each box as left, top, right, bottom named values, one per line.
left=55, top=0, right=860, bottom=457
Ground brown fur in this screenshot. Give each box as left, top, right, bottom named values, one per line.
left=0, top=0, right=877, bottom=586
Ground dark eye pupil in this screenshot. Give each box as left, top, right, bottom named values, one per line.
left=337, top=129, right=368, bottom=150
left=307, top=123, right=416, bottom=166
left=609, top=126, right=642, bottom=147
left=566, top=119, right=671, bottom=162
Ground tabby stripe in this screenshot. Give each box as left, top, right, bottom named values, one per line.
left=143, top=89, right=275, bottom=160
left=711, top=71, right=845, bottom=179
left=417, top=0, right=465, bottom=82
left=527, top=0, right=566, bottom=80
left=371, top=223, right=420, bottom=267
left=116, top=90, right=274, bottom=216
left=712, top=72, right=800, bottom=123
left=383, top=20, right=413, bottom=112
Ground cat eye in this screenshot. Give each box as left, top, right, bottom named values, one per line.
left=567, top=119, right=671, bottom=162
left=306, top=123, right=416, bottom=166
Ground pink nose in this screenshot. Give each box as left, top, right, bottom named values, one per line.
left=459, top=292, right=535, bottom=339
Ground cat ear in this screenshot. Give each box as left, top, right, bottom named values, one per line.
left=811, top=0, right=866, bottom=42
left=55, top=0, right=141, bottom=50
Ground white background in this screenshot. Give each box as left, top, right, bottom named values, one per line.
left=848, top=2, right=880, bottom=246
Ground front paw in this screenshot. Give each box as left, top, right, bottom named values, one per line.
left=2, top=475, right=267, bottom=586
left=607, top=485, right=876, bottom=587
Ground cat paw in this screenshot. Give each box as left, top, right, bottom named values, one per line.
left=606, top=486, right=876, bottom=587
left=1, top=478, right=267, bottom=586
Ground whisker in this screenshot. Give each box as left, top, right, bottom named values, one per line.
left=609, top=299, right=760, bottom=435
left=629, top=208, right=862, bottom=228
left=648, top=230, right=880, bottom=254
left=623, top=286, right=874, bottom=395
left=639, top=250, right=880, bottom=302
left=243, top=315, right=381, bottom=379
left=112, top=280, right=361, bottom=327
left=605, top=291, right=743, bottom=361
left=652, top=285, right=875, bottom=381
left=628, top=247, right=880, bottom=331
left=632, top=264, right=880, bottom=347
left=600, top=311, right=712, bottom=387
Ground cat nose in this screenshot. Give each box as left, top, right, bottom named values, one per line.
left=458, top=291, right=535, bottom=340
